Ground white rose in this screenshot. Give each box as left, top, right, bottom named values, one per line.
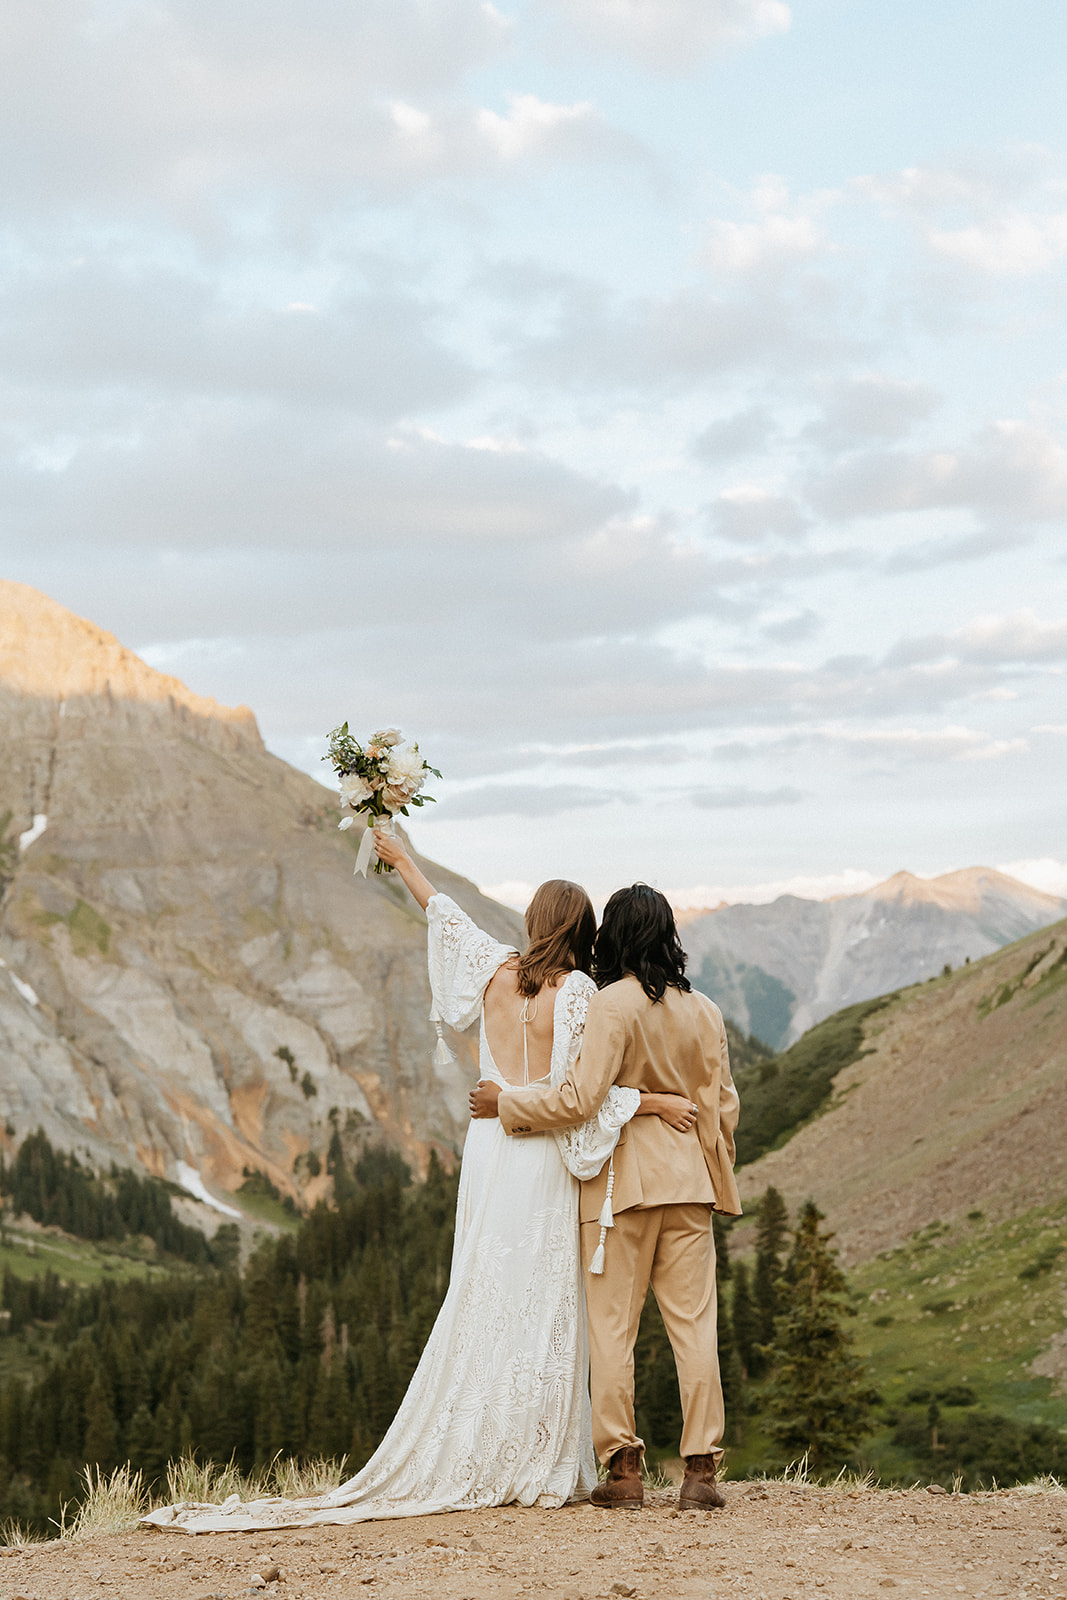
left=385, top=744, right=426, bottom=793
left=339, top=772, right=374, bottom=808
left=373, top=727, right=403, bottom=747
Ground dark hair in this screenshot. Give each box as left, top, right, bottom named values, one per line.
left=593, top=883, right=691, bottom=1003
left=515, top=879, right=596, bottom=998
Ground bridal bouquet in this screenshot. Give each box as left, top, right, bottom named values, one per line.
left=324, top=723, right=441, bottom=877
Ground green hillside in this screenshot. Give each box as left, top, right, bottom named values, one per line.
left=730, top=994, right=895, bottom=1167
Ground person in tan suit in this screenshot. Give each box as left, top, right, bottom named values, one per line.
left=471, top=882, right=741, bottom=1511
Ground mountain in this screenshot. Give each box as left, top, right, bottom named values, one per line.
left=0, top=580, right=522, bottom=1211
left=683, top=867, right=1066, bottom=1049
left=733, top=914, right=1067, bottom=1266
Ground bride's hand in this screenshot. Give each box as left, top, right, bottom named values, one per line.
left=373, top=830, right=409, bottom=869
left=639, top=1092, right=698, bottom=1132
left=469, top=1079, right=502, bottom=1119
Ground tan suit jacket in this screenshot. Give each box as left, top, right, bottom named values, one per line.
left=498, top=976, right=742, bottom=1224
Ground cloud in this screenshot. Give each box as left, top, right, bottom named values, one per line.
left=513, top=275, right=856, bottom=395
left=0, top=412, right=633, bottom=552
left=887, top=610, right=1067, bottom=668
left=817, top=725, right=1029, bottom=763
left=805, top=375, right=940, bottom=450
left=692, top=406, right=776, bottom=463
left=760, top=609, right=822, bottom=643
left=708, top=487, right=808, bottom=543
left=669, top=868, right=883, bottom=908
left=882, top=526, right=1032, bottom=574
left=853, top=149, right=1067, bottom=281
left=438, top=783, right=621, bottom=819
left=541, top=0, right=790, bottom=73
left=689, top=785, right=803, bottom=807
left=0, top=0, right=637, bottom=218
left=0, top=258, right=475, bottom=417
left=703, top=210, right=822, bottom=276
left=996, top=858, right=1067, bottom=898
left=474, top=95, right=629, bottom=165
left=928, top=211, right=1067, bottom=277
left=807, top=421, right=1067, bottom=526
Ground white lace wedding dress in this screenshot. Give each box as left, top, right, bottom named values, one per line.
left=145, top=894, right=637, bottom=1533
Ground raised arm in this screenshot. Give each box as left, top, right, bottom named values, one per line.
left=374, top=830, right=436, bottom=909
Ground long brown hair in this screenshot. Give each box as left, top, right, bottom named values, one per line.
left=515, top=879, right=596, bottom=997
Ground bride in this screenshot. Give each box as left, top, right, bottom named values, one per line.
left=145, top=832, right=691, bottom=1532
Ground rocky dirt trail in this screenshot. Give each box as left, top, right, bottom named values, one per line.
left=3, top=1483, right=1066, bottom=1600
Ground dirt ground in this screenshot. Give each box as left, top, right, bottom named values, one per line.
left=3, top=1483, right=1066, bottom=1600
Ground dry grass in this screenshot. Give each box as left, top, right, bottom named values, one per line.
left=1017, top=1474, right=1066, bottom=1495
left=0, top=1518, right=45, bottom=1548
left=58, top=1464, right=150, bottom=1540
left=268, top=1453, right=348, bottom=1499
left=163, top=1451, right=347, bottom=1506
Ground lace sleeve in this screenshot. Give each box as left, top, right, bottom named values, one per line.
left=425, top=894, right=516, bottom=1033
left=550, top=973, right=641, bottom=1181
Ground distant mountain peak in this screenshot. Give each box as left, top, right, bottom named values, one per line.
left=862, top=865, right=1064, bottom=916
left=0, top=579, right=260, bottom=743
left=683, top=864, right=1065, bottom=1049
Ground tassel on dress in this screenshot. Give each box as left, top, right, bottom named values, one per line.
left=432, top=1019, right=456, bottom=1068
left=588, top=1156, right=616, bottom=1275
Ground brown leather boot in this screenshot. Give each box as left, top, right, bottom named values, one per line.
left=590, top=1445, right=644, bottom=1509
left=679, top=1453, right=726, bottom=1510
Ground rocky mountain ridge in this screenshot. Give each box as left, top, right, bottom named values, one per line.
left=0, top=580, right=523, bottom=1212
left=735, top=913, right=1067, bottom=1265
left=683, top=866, right=1066, bottom=1048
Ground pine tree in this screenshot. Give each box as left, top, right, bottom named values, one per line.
left=753, top=1184, right=789, bottom=1373
left=762, top=1200, right=879, bottom=1473
left=731, top=1258, right=759, bottom=1379
left=82, top=1372, right=119, bottom=1469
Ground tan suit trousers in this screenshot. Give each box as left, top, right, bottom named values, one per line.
left=580, top=1201, right=724, bottom=1467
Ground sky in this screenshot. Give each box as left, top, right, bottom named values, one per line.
left=2, top=0, right=1066, bottom=908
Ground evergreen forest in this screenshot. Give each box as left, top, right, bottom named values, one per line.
left=1, top=1134, right=1064, bottom=1535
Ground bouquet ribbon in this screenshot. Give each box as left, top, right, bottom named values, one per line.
left=353, top=815, right=394, bottom=877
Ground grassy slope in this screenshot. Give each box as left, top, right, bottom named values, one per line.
left=722, top=920, right=1067, bottom=1480
left=731, top=994, right=895, bottom=1167
left=849, top=1201, right=1067, bottom=1480
left=0, top=1220, right=172, bottom=1287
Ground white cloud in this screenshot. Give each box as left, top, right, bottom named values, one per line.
left=476, top=95, right=619, bottom=164
left=669, top=868, right=882, bottom=908
left=805, top=375, right=940, bottom=449
left=827, top=725, right=1029, bottom=763
left=542, top=0, right=790, bottom=72
left=692, top=406, right=776, bottom=463
left=1, top=412, right=633, bottom=552
left=889, top=611, right=1067, bottom=668
left=690, top=785, right=803, bottom=807
left=0, top=0, right=638, bottom=214
left=854, top=151, right=1067, bottom=281
left=709, top=486, right=807, bottom=543
left=996, top=858, right=1067, bottom=898
left=703, top=211, right=822, bottom=276
left=808, top=421, right=1067, bottom=525
left=929, top=211, right=1067, bottom=277
left=439, top=783, right=621, bottom=819
left=479, top=880, right=537, bottom=912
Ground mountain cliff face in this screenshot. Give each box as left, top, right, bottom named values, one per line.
left=0, top=581, right=523, bottom=1208
left=683, top=868, right=1066, bottom=1048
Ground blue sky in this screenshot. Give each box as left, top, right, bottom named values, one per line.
left=2, top=0, right=1065, bottom=906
